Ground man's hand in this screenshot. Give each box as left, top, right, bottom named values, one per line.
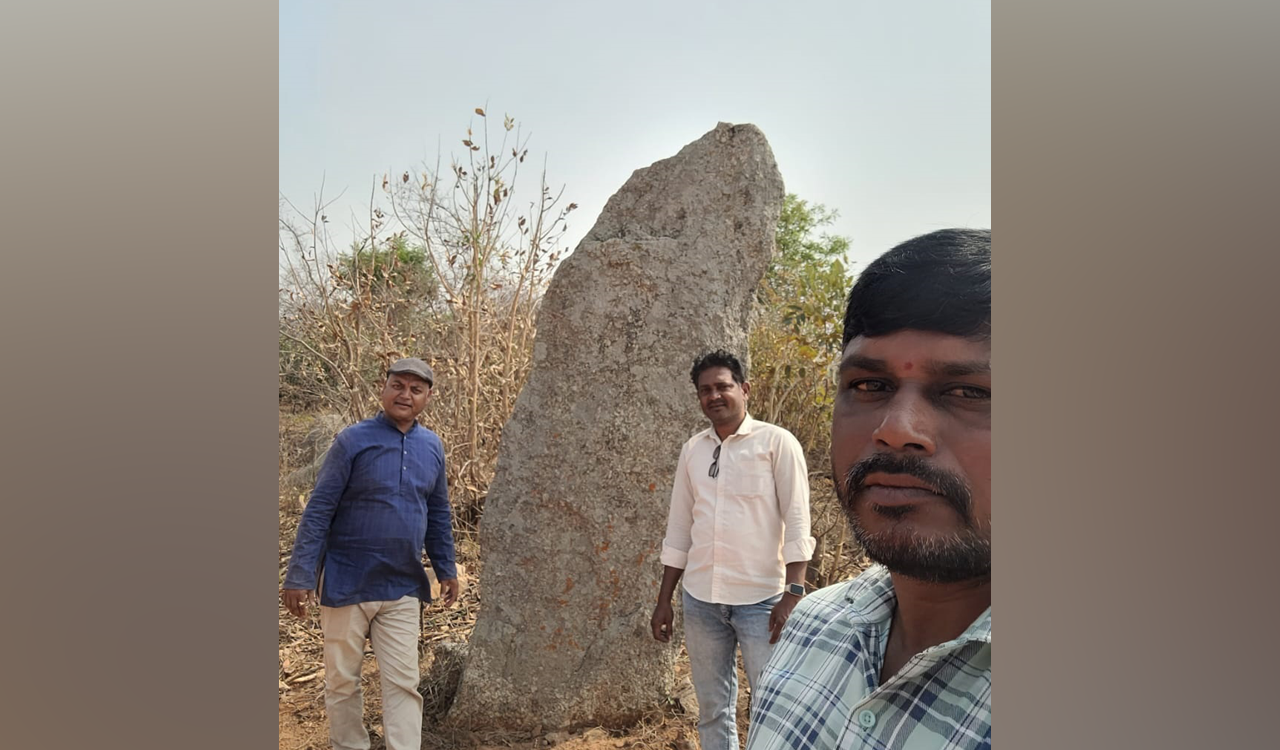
left=768, top=592, right=802, bottom=644
left=438, top=578, right=460, bottom=608
left=651, top=600, right=674, bottom=642
left=281, top=588, right=316, bottom=619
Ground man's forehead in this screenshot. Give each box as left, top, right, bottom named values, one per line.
left=696, top=367, right=738, bottom=387
left=840, top=330, right=990, bottom=371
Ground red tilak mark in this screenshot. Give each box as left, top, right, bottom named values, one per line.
left=904, top=361, right=914, bottom=370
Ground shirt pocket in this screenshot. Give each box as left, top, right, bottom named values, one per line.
left=728, top=451, right=774, bottom=498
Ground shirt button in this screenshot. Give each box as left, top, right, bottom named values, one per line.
left=857, top=709, right=876, bottom=729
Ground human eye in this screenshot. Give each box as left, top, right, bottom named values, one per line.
left=848, top=379, right=893, bottom=393
left=942, top=384, right=991, bottom=400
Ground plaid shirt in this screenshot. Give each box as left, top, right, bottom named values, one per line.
left=745, top=565, right=991, bottom=750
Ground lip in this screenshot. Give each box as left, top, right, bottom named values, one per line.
left=859, top=473, right=942, bottom=507
left=864, top=473, right=939, bottom=493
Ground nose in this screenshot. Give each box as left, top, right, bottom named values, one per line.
left=871, top=393, right=937, bottom=455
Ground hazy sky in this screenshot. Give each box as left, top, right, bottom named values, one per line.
left=280, top=0, right=989, bottom=273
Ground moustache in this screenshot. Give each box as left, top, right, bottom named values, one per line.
left=841, top=453, right=973, bottom=523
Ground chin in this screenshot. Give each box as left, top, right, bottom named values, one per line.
left=849, top=514, right=991, bottom=585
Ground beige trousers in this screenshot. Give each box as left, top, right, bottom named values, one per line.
left=320, top=595, right=423, bottom=750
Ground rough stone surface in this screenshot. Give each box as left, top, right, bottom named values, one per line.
left=448, top=123, right=784, bottom=730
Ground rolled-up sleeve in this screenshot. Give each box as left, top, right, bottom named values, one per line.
left=660, top=441, right=695, bottom=569
left=773, top=432, right=816, bottom=564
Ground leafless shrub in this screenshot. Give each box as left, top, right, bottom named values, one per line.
left=279, top=109, right=576, bottom=539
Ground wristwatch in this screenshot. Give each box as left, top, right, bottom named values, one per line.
left=786, top=583, right=805, bottom=597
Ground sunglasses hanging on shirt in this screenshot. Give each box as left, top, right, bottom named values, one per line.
left=708, top=444, right=721, bottom=478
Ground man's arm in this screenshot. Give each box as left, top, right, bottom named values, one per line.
left=281, top=436, right=352, bottom=617
left=768, top=561, right=809, bottom=643
left=424, top=441, right=459, bottom=607
left=768, top=431, right=816, bottom=642
left=652, top=441, right=695, bottom=642
left=650, top=565, right=685, bottom=642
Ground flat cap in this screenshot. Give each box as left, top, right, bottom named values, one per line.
left=387, top=357, right=434, bottom=386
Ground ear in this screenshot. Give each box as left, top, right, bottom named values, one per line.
left=740, top=381, right=750, bottom=398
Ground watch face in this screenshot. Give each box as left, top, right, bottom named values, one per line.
left=787, top=583, right=804, bottom=596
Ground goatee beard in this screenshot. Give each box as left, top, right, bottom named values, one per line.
left=840, top=453, right=990, bottom=584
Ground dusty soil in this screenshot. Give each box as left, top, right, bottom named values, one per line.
left=278, top=411, right=761, bottom=750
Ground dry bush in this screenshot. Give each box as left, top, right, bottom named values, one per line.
left=383, top=109, right=577, bottom=533
left=279, top=109, right=576, bottom=539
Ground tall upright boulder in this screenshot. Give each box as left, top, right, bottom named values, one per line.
left=448, top=122, right=785, bottom=730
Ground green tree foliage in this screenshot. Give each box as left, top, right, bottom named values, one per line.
left=750, top=193, right=865, bottom=586
left=751, top=193, right=852, bottom=452
left=771, top=195, right=850, bottom=278
left=332, top=234, right=435, bottom=306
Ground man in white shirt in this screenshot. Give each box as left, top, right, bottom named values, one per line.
left=651, top=349, right=816, bottom=750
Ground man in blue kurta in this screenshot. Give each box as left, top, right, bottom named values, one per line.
left=282, top=358, right=459, bottom=750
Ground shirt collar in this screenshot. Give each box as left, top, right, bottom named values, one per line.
left=374, top=411, right=418, bottom=435
left=843, top=564, right=992, bottom=646
left=698, top=413, right=756, bottom=444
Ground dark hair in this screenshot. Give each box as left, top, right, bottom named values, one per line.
left=690, top=350, right=746, bottom=386
left=841, top=228, right=991, bottom=347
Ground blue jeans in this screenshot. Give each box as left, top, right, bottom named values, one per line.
left=682, top=589, right=782, bottom=750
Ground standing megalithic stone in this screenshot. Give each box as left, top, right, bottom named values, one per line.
left=447, top=122, right=785, bottom=731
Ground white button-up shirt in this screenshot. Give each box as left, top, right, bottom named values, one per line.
left=660, top=414, right=816, bottom=605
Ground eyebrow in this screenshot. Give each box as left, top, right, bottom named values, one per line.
left=838, top=354, right=990, bottom=378
left=928, top=361, right=991, bottom=378
left=838, top=354, right=890, bottom=373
